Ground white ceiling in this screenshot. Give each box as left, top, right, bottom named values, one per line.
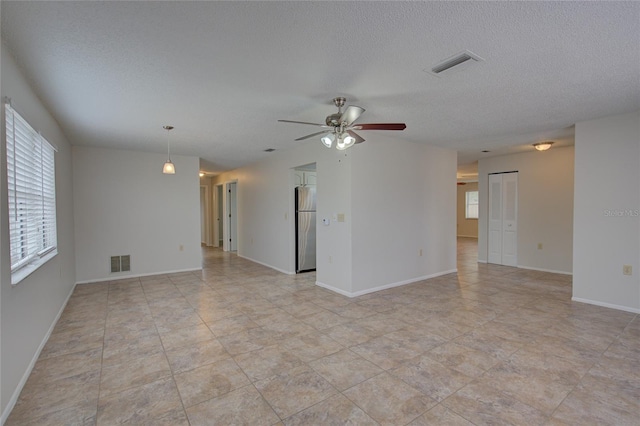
left=2, top=1, right=638, bottom=175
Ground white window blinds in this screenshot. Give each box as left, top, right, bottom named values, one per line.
left=5, top=102, right=58, bottom=275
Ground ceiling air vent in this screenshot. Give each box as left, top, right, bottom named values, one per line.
left=427, top=50, right=484, bottom=77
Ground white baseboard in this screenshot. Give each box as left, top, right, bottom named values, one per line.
left=316, top=269, right=458, bottom=298
left=75, top=267, right=203, bottom=285
left=476, top=261, right=571, bottom=275
left=315, top=281, right=354, bottom=297
left=571, top=297, right=640, bottom=314
left=1, top=282, right=77, bottom=424
left=237, top=254, right=294, bottom=275
left=517, top=265, right=573, bottom=275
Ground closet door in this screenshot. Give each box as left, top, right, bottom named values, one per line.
left=501, top=172, right=518, bottom=266
left=488, top=172, right=518, bottom=266
left=488, top=174, right=503, bottom=264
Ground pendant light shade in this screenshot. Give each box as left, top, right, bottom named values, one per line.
left=162, top=161, right=176, bottom=174
left=162, top=125, right=175, bottom=174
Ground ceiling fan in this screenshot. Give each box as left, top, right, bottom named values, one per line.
left=278, top=97, right=406, bottom=150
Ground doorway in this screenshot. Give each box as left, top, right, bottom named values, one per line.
left=215, top=184, right=223, bottom=247
left=200, top=186, right=209, bottom=245
left=488, top=171, right=518, bottom=266
left=293, top=164, right=317, bottom=273
left=227, top=181, right=238, bottom=252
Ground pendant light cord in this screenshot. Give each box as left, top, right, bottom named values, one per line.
left=163, top=125, right=174, bottom=161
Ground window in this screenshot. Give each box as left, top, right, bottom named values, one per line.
left=465, top=190, right=479, bottom=219
left=5, top=102, right=57, bottom=284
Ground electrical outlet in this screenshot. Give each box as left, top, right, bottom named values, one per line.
left=329, top=256, right=332, bottom=264
left=537, top=243, right=543, bottom=250
left=623, top=265, right=632, bottom=276
left=419, top=249, right=423, bottom=256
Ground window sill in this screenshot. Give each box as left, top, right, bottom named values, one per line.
left=11, top=250, right=58, bottom=286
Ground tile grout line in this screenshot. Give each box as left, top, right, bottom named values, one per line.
left=141, top=275, right=191, bottom=424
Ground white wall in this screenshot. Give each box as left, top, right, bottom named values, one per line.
left=1, top=43, right=77, bottom=420
left=315, top=151, right=353, bottom=294
left=478, top=146, right=575, bottom=274
left=212, top=141, right=354, bottom=293
left=213, top=138, right=457, bottom=297
left=573, top=111, right=640, bottom=312
left=73, top=146, right=201, bottom=283
left=457, top=182, right=479, bottom=238
left=351, top=140, right=457, bottom=295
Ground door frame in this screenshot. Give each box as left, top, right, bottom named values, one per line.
left=200, top=184, right=212, bottom=246
left=487, top=171, right=518, bottom=267
left=291, top=164, right=317, bottom=274
left=213, top=184, right=223, bottom=248
left=223, top=180, right=238, bottom=252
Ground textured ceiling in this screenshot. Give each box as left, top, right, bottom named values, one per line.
left=2, top=1, right=639, bottom=174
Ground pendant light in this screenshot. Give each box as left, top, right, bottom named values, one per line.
left=162, top=125, right=175, bottom=174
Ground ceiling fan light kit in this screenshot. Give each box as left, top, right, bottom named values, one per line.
left=336, top=134, right=356, bottom=151
left=279, top=97, right=406, bottom=150
left=321, top=133, right=335, bottom=148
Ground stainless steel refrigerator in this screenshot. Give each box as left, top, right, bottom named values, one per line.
left=295, top=186, right=316, bottom=273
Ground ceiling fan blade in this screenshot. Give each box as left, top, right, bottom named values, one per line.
left=353, top=123, right=407, bottom=131
left=294, top=130, right=330, bottom=141
left=278, top=119, right=330, bottom=128
left=346, top=130, right=365, bottom=144
left=340, top=105, right=365, bottom=126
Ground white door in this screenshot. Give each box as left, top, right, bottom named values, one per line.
left=487, top=172, right=518, bottom=266
left=488, top=174, right=503, bottom=264
left=228, top=182, right=238, bottom=252
left=501, top=172, right=518, bottom=266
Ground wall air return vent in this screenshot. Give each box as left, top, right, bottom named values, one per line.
left=110, top=256, right=121, bottom=273
left=110, top=255, right=131, bottom=273
left=120, top=255, right=131, bottom=272
left=427, top=50, right=484, bottom=77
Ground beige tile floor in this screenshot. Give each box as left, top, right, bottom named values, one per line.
left=7, top=238, right=639, bottom=425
